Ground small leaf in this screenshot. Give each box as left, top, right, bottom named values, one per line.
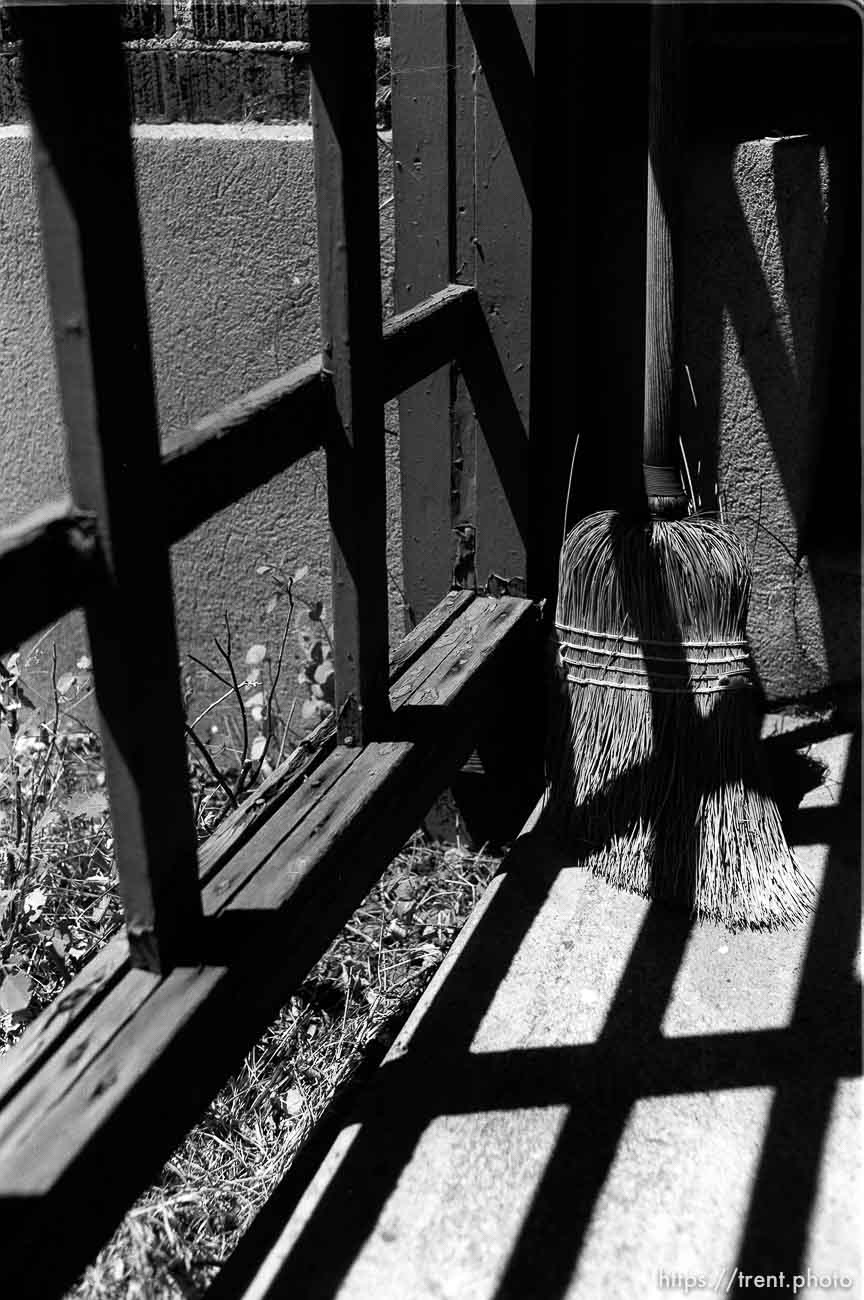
left=62, top=790, right=109, bottom=820
left=56, top=672, right=77, bottom=697
left=256, top=564, right=273, bottom=576
left=250, top=735, right=268, bottom=763
left=314, top=661, right=334, bottom=685
left=300, top=700, right=319, bottom=721
left=282, top=1087, right=304, bottom=1116
left=0, top=972, right=32, bottom=1014
left=265, top=595, right=279, bottom=615
left=91, top=896, right=110, bottom=925
left=244, top=691, right=265, bottom=712
left=245, top=644, right=267, bottom=666
left=293, top=565, right=309, bottom=582
left=23, top=888, right=47, bottom=918
left=37, top=808, right=60, bottom=836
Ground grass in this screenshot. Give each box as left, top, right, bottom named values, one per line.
left=68, top=835, right=497, bottom=1300
left=1, top=639, right=501, bottom=1300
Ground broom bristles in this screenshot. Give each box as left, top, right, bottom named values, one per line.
left=544, top=509, right=815, bottom=930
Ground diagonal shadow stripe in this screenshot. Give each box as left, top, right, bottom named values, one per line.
left=218, top=835, right=567, bottom=1298
left=461, top=0, right=535, bottom=208
left=204, top=749, right=858, bottom=1300
left=731, top=731, right=861, bottom=1294
left=492, top=901, right=694, bottom=1299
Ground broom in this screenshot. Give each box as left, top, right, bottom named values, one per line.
left=544, top=6, right=815, bottom=929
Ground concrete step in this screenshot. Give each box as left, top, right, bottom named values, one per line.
left=225, top=710, right=861, bottom=1300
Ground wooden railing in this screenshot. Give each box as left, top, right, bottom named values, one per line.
left=0, top=3, right=542, bottom=1295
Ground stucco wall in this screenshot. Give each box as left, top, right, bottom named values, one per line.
left=0, top=123, right=402, bottom=723
left=682, top=133, right=859, bottom=702
left=0, top=120, right=857, bottom=714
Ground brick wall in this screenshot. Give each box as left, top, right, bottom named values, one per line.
left=0, top=1, right=391, bottom=124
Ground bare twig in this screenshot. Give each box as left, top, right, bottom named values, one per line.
left=185, top=724, right=238, bottom=810
left=190, top=685, right=245, bottom=731
left=215, top=615, right=249, bottom=800
left=188, top=653, right=233, bottom=691
left=560, top=434, right=581, bottom=562
left=275, top=700, right=298, bottom=770
left=253, top=608, right=294, bottom=786
left=679, top=435, right=697, bottom=516
left=751, top=484, right=764, bottom=564
left=22, top=646, right=62, bottom=877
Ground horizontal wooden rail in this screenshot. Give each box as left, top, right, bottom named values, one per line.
left=161, top=283, right=476, bottom=546
left=380, top=283, right=476, bottom=398
left=160, top=356, right=324, bottom=543
left=0, top=593, right=539, bottom=1300
left=0, top=501, right=99, bottom=654
left=0, top=284, right=479, bottom=656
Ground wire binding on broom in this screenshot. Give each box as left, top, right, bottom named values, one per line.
left=556, top=625, right=752, bottom=692
left=544, top=509, right=816, bottom=931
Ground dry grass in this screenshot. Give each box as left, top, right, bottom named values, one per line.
left=65, top=832, right=497, bottom=1300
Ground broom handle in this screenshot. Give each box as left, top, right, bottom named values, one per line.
left=643, top=4, right=688, bottom=518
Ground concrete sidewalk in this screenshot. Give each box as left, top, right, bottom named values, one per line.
left=234, top=710, right=861, bottom=1300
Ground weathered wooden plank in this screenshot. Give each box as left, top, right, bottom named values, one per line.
left=201, top=596, right=497, bottom=919
left=201, top=745, right=362, bottom=917
left=392, top=1, right=454, bottom=619
left=0, top=590, right=473, bottom=1119
left=310, top=1, right=390, bottom=745
left=450, top=0, right=481, bottom=596
left=463, top=0, right=537, bottom=596
left=380, top=283, right=476, bottom=401
left=0, top=501, right=98, bottom=655
left=0, top=596, right=538, bottom=1300
left=0, top=934, right=129, bottom=1110
left=160, top=286, right=478, bottom=546
left=160, top=358, right=325, bottom=544
left=17, top=5, right=202, bottom=974
left=0, top=965, right=160, bottom=1159
left=218, top=602, right=535, bottom=918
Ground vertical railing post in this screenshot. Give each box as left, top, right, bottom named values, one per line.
left=18, top=4, right=202, bottom=973
left=309, top=0, right=391, bottom=747
left=391, top=2, right=455, bottom=617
